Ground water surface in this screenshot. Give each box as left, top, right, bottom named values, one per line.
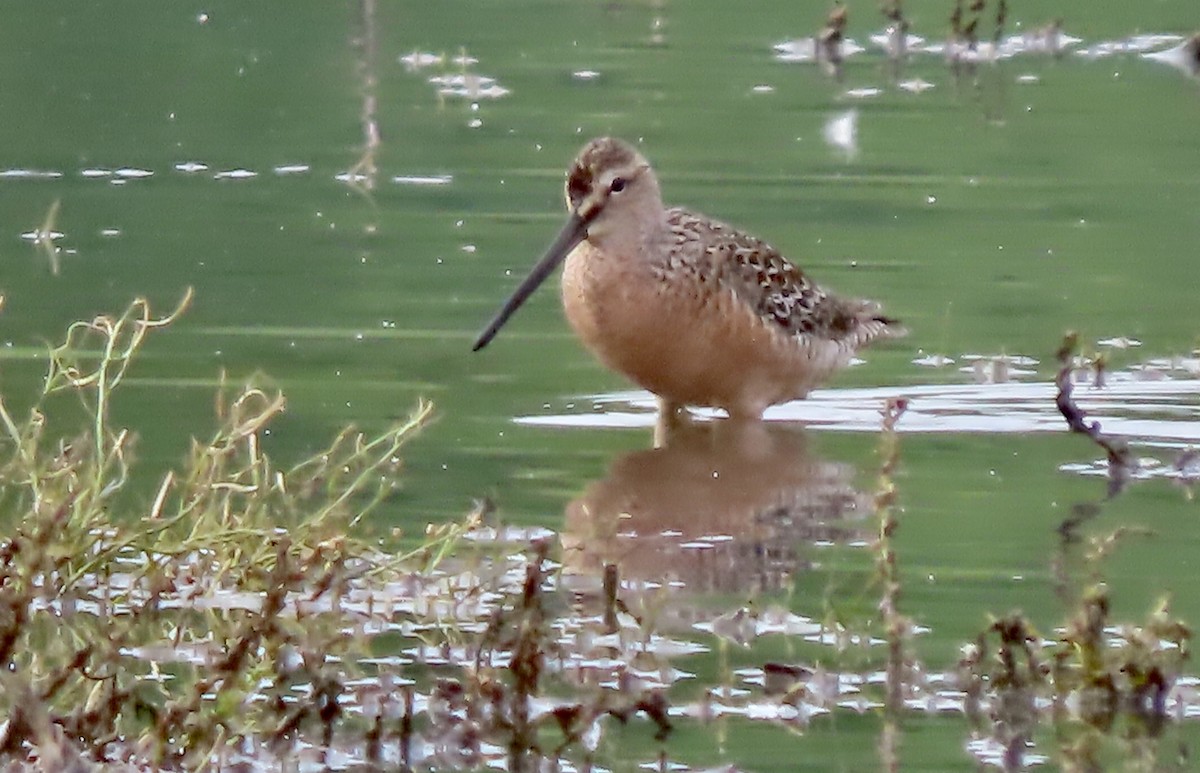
left=2, top=1, right=1199, bottom=768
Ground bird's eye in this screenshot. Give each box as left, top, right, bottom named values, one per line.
left=609, top=177, right=626, bottom=193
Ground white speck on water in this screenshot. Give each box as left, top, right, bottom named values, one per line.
left=926, top=195, right=937, bottom=205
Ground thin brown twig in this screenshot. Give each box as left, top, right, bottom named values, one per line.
left=1055, top=333, right=1132, bottom=496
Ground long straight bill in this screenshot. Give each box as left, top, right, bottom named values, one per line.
left=472, top=211, right=588, bottom=351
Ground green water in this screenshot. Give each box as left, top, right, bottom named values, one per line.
left=2, top=1, right=1199, bottom=768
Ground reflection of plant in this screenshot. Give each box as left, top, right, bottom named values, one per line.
left=0, top=292, right=443, bottom=766
left=1053, top=585, right=1190, bottom=723
left=960, top=575, right=1191, bottom=768
left=875, top=397, right=913, bottom=715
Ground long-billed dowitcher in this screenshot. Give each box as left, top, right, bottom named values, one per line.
left=472, top=137, right=904, bottom=419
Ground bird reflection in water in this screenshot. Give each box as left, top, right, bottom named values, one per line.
left=560, top=419, right=874, bottom=599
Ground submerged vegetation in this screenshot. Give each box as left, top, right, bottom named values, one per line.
left=0, top=298, right=1197, bottom=769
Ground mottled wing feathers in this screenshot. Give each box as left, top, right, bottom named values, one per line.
left=664, top=207, right=887, bottom=342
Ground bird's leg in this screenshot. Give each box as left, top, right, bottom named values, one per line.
left=653, top=398, right=693, bottom=448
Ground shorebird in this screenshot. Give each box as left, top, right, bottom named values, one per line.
left=472, top=137, right=904, bottom=419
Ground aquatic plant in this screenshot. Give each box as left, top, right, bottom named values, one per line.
left=0, top=292, right=444, bottom=766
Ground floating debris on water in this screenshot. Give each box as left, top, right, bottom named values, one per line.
left=0, top=168, right=63, bottom=179
left=773, top=36, right=867, bottom=64
left=213, top=168, right=258, bottom=180
left=1097, top=336, right=1143, bottom=349
left=1076, top=33, right=1185, bottom=60
left=823, top=109, right=858, bottom=159
left=960, top=354, right=1038, bottom=383
left=912, top=353, right=956, bottom=367
left=844, top=86, right=883, bottom=99
left=20, top=228, right=65, bottom=241
left=114, top=167, right=153, bottom=178
left=400, top=50, right=444, bottom=70
left=428, top=73, right=510, bottom=100
left=897, top=77, right=935, bottom=93
left=870, top=31, right=927, bottom=57
left=393, top=174, right=453, bottom=186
